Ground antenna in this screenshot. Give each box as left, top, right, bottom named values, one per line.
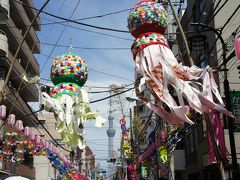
left=69, top=38, right=74, bottom=54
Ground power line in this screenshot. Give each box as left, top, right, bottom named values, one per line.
left=15, top=0, right=187, bottom=35
left=38, top=41, right=130, bottom=50
left=38, top=53, right=134, bottom=82
left=13, top=0, right=130, bottom=33
left=40, top=0, right=82, bottom=73
left=207, top=0, right=229, bottom=24
left=220, top=3, right=240, bottom=32
left=202, top=7, right=240, bottom=66
left=40, top=8, right=131, bottom=24
left=205, top=0, right=223, bottom=24
left=90, top=87, right=134, bottom=104
left=39, top=0, right=67, bottom=51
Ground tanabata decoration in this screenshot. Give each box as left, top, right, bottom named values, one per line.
left=123, top=141, right=133, bottom=158
left=42, top=52, right=106, bottom=150
left=159, top=146, right=167, bottom=163
left=0, top=106, right=79, bottom=178
left=119, top=117, right=128, bottom=139
left=128, top=0, right=233, bottom=126
left=22, top=73, right=40, bottom=84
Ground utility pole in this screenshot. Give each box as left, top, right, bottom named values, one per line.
left=129, top=108, right=134, bottom=154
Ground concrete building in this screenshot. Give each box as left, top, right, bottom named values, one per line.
left=0, top=0, right=41, bottom=178
left=35, top=113, right=62, bottom=180
left=177, top=0, right=240, bottom=179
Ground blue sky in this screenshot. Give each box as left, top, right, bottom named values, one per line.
left=33, top=0, right=139, bottom=172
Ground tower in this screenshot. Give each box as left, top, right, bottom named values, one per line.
left=106, top=89, right=116, bottom=179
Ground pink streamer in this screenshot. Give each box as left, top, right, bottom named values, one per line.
left=208, top=110, right=228, bottom=164
left=0, top=105, right=6, bottom=119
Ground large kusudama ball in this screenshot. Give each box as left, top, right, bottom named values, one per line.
left=50, top=52, right=88, bottom=87
left=127, top=0, right=168, bottom=38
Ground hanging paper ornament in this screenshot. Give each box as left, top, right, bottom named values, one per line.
left=27, top=141, right=34, bottom=149
left=67, top=159, right=72, bottom=165
left=74, top=165, right=79, bottom=171
left=119, top=117, right=126, bottom=125
left=0, top=105, right=6, bottom=119
left=127, top=0, right=233, bottom=126
left=7, top=114, right=15, bottom=126
left=121, top=124, right=127, bottom=131
left=235, top=35, right=240, bottom=60
left=15, top=120, right=23, bottom=131
left=45, top=141, right=49, bottom=149
left=42, top=52, right=106, bottom=150
left=159, top=146, right=168, bottom=163
left=122, top=131, right=128, bottom=138
left=35, top=135, right=41, bottom=145
left=41, top=138, right=46, bottom=147
left=52, top=145, right=57, bottom=154
left=59, top=152, right=64, bottom=159
left=29, top=130, right=35, bottom=141
left=48, top=143, right=53, bottom=152
left=24, top=126, right=30, bottom=137
left=161, top=129, right=165, bottom=142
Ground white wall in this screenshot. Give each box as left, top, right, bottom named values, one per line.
left=34, top=156, right=55, bottom=180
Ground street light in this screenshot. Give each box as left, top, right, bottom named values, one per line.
left=191, top=22, right=240, bottom=180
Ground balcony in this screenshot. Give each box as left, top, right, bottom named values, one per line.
left=7, top=52, right=39, bottom=101
left=0, top=18, right=40, bottom=75
left=11, top=0, right=40, bottom=54
left=0, top=0, right=9, bottom=20
left=22, top=0, right=41, bottom=31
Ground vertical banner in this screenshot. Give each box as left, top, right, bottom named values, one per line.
left=230, top=91, right=240, bottom=132
left=208, top=111, right=228, bottom=164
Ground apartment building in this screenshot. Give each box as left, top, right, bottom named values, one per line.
left=177, top=0, right=240, bottom=179
left=0, top=0, right=41, bottom=178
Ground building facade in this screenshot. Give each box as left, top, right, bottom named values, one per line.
left=0, top=0, right=41, bottom=178
left=177, top=0, right=240, bottom=179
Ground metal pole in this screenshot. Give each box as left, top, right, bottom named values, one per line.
left=130, top=108, right=134, bottom=152
left=191, top=23, right=239, bottom=180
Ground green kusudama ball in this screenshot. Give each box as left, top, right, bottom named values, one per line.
left=50, top=52, right=88, bottom=87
